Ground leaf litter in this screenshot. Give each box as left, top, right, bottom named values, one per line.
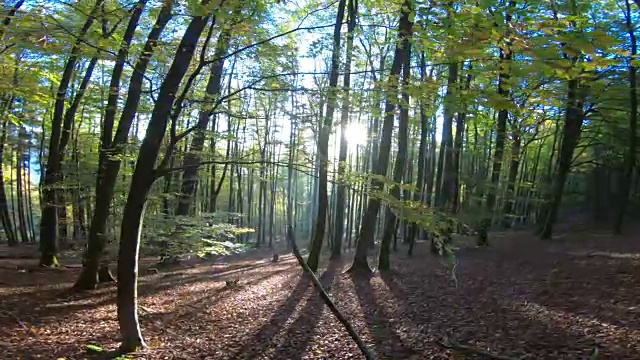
left=0, top=229, right=639, bottom=359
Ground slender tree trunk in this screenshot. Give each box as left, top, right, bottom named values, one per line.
left=74, top=2, right=171, bottom=291
left=176, top=19, right=234, bottom=215
left=452, top=67, right=472, bottom=213
left=0, top=117, right=17, bottom=246
left=40, top=0, right=103, bottom=267
left=332, top=0, right=357, bottom=259
left=379, top=21, right=412, bottom=270
left=502, top=130, right=521, bottom=226
left=307, top=0, right=346, bottom=272
left=117, top=12, right=210, bottom=352
left=434, top=62, right=458, bottom=210
left=350, top=0, right=412, bottom=273
left=486, top=0, right=515, bottom=220
left=539, top=79, right=585, bottom=240
left=0, top=0, right=25, bottom=40
left=16, top=149, right=29, bottom=243
left=406, top=54, right=429, bottom=251
left=26, top=148, right=36, bottom=242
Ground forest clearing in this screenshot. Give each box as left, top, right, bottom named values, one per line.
left=1, top=224, right=639, bottom=359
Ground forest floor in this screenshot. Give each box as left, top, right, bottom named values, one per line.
left=0, top=224, right=639, bottom=360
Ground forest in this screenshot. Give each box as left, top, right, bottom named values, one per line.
left=0, top=0, right=639, bottom=358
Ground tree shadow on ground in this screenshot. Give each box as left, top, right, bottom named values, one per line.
left=0, top=285, right=116, bottom=329
left=269, top=260, right=342, bottom=358
left=378, top=244, right=640, bottom=359
left=224, top=270, right=312, bottom=358
left=137, top=260, right=295, bottom=299
left=163, top=266, right=298, bottom=322
left=527, top=251, right=640, bottom=332
left=351, top=270, right=417, bottom=359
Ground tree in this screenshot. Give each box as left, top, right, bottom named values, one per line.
left=307, top=0, right=346, bottom=272
left=40, top=0, right=104, bottom=267
left=74, top=0, right=171, bottom=291
left=350, top=0, right=412, bottom=273
left=116, top=7, right=211, bottom=353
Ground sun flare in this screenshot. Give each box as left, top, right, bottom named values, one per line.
left=344, top=122, right=368, bottom=150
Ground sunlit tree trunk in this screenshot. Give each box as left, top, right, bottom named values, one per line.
left=74, top=0, right=166, bottom=291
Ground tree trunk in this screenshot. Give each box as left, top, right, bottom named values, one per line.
left=117, top=12, right=209, bottom=352
left=379, top=20, right=412, bottom=270
left=74, top=2, right=172, bottom=291
left=40, top=0, right=103, bottom=267
left=502, top=131, right=521, bottom=226
left=176, top=20, right=234, bottom=215
left=539, top=79, right=585, bottom=240
left=406, top=54, right=429, bottom=250
left=307, top=0, right=346, bottom=272
left=350, top=0, right=411, bottom=273
left=485, top=0, right=515, bottom=220
left=0, top=117, right=17, bottom=246
left=15, top=149, right=30, bottom=243
left=451, top=66, right=472, bottom=213
left=0, top=0, right=25, bottom=39
left=332, top=0, right=357, bottom=259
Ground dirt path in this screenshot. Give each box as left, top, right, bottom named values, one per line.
left=0, top=230, right=639, bottom=359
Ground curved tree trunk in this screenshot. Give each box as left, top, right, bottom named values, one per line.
left=117, top=12, right=210, bottom=352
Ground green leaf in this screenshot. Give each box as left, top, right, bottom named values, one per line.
left=85, top=344, right=104, bottom=354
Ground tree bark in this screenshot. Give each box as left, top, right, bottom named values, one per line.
left=406, top=54, right=429, bottom=250
left=307, top=0, right=346, bottom=272
left=350, top=0, right=411, bottom=273
left=485, top=0, right=515, bottom=221
left=332, top=0, right=357, bottom=259
left=502, top=130, right=521, bottom=226
left=539, top=79, right=585, bottom=240
left=379, top=19, right=412, bottom=270
left=74, top=1, right=171, bottom=290
left=176, top=18, right=234, bottom=215
left=117, top=12, right=210, bottom=352
left=40, top=0, right=103, bottom=267
left=0, top=114, right=17, bottom=246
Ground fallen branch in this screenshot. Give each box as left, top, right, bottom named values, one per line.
left=437, top=334, right=525, bottom=360
left=287, top=226, right=376, bottom=360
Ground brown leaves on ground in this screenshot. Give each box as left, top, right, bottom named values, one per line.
left=1, top=230, right=639, bottom=360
